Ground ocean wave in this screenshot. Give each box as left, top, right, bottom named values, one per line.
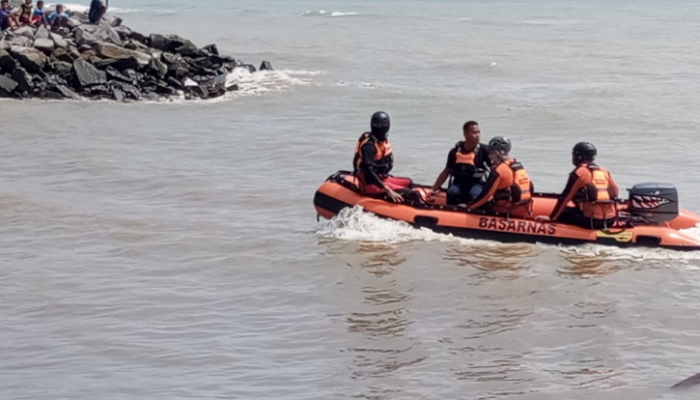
left=55, top=3, right=141, bottom=14
left=521, top=19, right=588, bottom=26
left=300, top=10, right=359, bottom=18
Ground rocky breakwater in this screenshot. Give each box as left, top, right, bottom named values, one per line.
left=0, top=9, right=272, bottom=101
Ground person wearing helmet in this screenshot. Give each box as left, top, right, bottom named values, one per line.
left=539, top=142, right=619, bottom=229
left=352, top=111, right=411, bottom=203
left=429, top=121, right=491, bottom=205
left=465, top=136, right=534, bottom=217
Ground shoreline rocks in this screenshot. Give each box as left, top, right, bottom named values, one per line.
left=0, top=3, right=272, bottom=102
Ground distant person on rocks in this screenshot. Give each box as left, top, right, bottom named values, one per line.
left=16, top=0, right=34, bottom=26
left=31, top=0, right=47, bottom=26
left=47, top=3, right=69, bottom=30
left=88, top=0, right=108, bottom=24
left=0, top=0, right=20, bottom=31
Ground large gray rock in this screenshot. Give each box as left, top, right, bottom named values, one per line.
left=67, top=45, right=81, bottom=59
left=72, top=59, right=107, bottom=90
left=99, top=43, right=132, bottom=59
left=52, top=61, right=73, bottom=75
left=11, top=67, right=32, bottom=93
left=259, top=61, right=273, bottom=71
left=55, top=84, right=81, bottom=100
left=96, top=24, right=122, bottom=46
left=174, top=40, right=199, bottom=57
left=67, top=18, right=82, bottom=29
left=111, top=17, right=123, bottom=27
left=34, top=38, right=55, bottom=54
left=12, top=48, right=48, bottom=73
left=0, top=40, right=10, bottom=51
left=130, top=31, right=147, bottom=45
left=130, top=50, right=151, bottom=67
left=13, top=26, right=35, bottom=41
left=35, top=26, right=50, bottom=40
left=202, top=44, right=218, bottom=56
left=114, top=26, right=132, bottom=41
left=149, top=34, right=172, bottom=51
left=51, top=48, right=74, bottom=63
left=50, top=33, right=68, bottom=49
left=74, top=27, right=100, bottom=48
left=0, top=49, right=17, bottom=73
left=10, top=36, right=32, bottom=48
left=0, top=75, right=18, bottom=96
left=148, top=56, right=168, bottom=79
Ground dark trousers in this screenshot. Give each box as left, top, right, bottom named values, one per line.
left=558, top=207, right=616, bottom=230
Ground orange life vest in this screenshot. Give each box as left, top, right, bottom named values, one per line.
left=450, top=142, right=487, bottom=187
left=574, top=163, right=617, bottom=220
left=493, top=159, right=533, bottom=205
left=352, top=132, right=393, bottom=176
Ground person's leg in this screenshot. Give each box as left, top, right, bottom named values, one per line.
left=446, top=185, right=462, bottom=205
left=469, top=183, right=484, bottom=203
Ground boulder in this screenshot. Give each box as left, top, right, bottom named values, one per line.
left=114, top=26, right=132, bottom=41
left=74, top=27, right=100, bottom=48
left=166, top=76, right=183, bottom=90
left=143, top=92, right=159, bottom=101
left=259, top=61, right=273, bottom=71
left=111, top=17, right=123, bottom=27
left=52, top=61, right=73, bottom=75
left=13, top=26, right=35, bottom=41
left=148, top=56, right=168, bottom=79
left=34, top=38, right=55, bottom=54
left=55, top=84, right=81, bottom=100
left=0, top=40, right=9, bottom=51
left=10, top=36, right=32, bottom=48
left=105, top=66, right=133, bottom=83
left=35, top=26, right=50, bottom=40
left=99, top=43, right=132, bottom=59
left=11, top=67, right=32, bottom=93
left=240, top=64, right=256, bottom=73
left=149, top=34, right=172, bottom=51
left=202, top=44, right=218, bottom=56
left=130, top=31, right=148, bottom=45
left=72, top=59, right=107, bottom=90
left=112, top=87, right=125, bottom=102
left=0, top=75, right=18, bottom=96
left=13, top=48, right=48, bottom=73
left=67, top=18, right=82, bottom=29
left=111, top=81, right=140, bottom=99
left=55, top=27, right=71, bottom=38
left=130, top=50, right=151, bottom=67
left=77, top=49, right=98, bottom=61
left=174, top=41, right=199, bottom=57
left=50, top=33, right=68, bottom=49
left=67, top=45, right=81, bottom=59
left=51, top=48, right=74, bottom=63
left=39, top=89, right=65, bottom=100
left=112, top=56, right=139, bottom=71
left=0, top=49, right=17, bottom=73
left=187, top=85, right=208, bottom=99
left=96, top=24, right=122, bottom=46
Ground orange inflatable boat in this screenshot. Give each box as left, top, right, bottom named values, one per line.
left=314, top=171, right=700, bottom=251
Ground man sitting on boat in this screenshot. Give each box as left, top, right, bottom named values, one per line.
left=429, top=121, right=491, bottom=205
left=539, top=142, right=620, bottom=229
left=352, top=111, right=412, bottom=203
left=464, top=136, right=534, bottom=218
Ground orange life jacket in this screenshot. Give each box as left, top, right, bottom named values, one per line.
left=574, top=163, right=617, bottom=220
left=493, top=159, right=533, bottom=205
left=450, top=142, right=487, bottom=186
left=352, top=132, right=393, bottom=177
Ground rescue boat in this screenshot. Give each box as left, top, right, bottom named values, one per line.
left=313, top=171, right=700, bottom=251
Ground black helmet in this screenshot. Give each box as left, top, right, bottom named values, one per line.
left=572, top=141, right=597, bottom=162
left=488, top=136, right=511, bottom=153
left=370, top=111, right=390, bottom=139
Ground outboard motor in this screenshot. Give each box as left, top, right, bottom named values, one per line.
left=627, top=183, right=679, bottom=225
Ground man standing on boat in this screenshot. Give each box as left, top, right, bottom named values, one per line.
left=352, top=111, right=411, bottom=203
left=429, top=121, right=491, bottom=205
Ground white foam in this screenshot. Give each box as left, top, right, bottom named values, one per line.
left=301, top=10, right=358, bottom=18
left=316, top=206, right=479, bottom=245
left=54, top=3, right=140, bottom=14
left=331, top=11, right=358, bottom=17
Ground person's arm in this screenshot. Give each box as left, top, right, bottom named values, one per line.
left=469, top=168, right=501, bottom=209
left=431, top=149, right=454, bottom=192
left=550, top=171, right=583, bottom=220
left=608, top=171, right=619, bottom=198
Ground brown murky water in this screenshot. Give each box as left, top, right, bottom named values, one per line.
left=3, top=0, right=700, bottom=398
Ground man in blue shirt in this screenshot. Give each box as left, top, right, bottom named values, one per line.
left=47, top=3, right=69, bottom=29
left=88, top=0, right=108, bottom=24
